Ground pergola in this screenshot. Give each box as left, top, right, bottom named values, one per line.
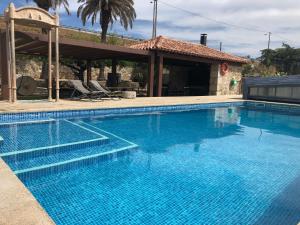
left=0, top=4, right=153, bottom=103
left=3, top=3, right=59, bottom=103
left=0, top=31, right=152, bottom=98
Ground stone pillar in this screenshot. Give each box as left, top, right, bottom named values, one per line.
left=209, top=63, right=221, bottom=96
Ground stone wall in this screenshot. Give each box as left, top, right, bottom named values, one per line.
left=13, top=56, right=243, bottom=96
left=15, top=57, right=134, bottom=82
left=209, top=63, right=243, bottom=95
left=87, top=67, right=133, bottom=81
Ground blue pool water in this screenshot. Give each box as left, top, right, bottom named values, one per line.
left=1, top=104, right=300, bottom=224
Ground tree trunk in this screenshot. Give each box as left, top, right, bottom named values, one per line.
left=98, top=9, right=110, bottom=80
left=41, top=60, right=48, bottom=79
left=98, top=18, right=109, bottom=80
left=100, top=9, right=110, bottom=44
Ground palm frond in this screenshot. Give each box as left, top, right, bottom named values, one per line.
left=77, top=0, right=136, bottom=42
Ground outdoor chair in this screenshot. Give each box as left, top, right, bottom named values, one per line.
left=88, top=80, right=121, bottom=99
left=68, top=80, right=103, bottom=100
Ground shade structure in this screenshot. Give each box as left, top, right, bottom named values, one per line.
left=12, top=31, right=150, bottom=62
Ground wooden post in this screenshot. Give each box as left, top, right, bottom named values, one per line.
left=55, top=27, right=59, bottom=101
left=87, top=60, right=92, bottom=84
left=148, top=54, right=155, bottom=97
left=5, top=22, right=12, bottom=102
left=48, top=29, right=52, bottom=101
left=10, top=18, right=17, bottom=103
left=157, top=55, right=163, bottom=97
left=112, top=58, right=117, bottom=75
left=112, top=58, right=118, bottom=86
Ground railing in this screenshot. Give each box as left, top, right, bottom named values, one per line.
left=243, top=75, right=300, bottom=103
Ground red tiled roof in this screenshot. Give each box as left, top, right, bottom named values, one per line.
left=130, top=36, right=249, bottom=64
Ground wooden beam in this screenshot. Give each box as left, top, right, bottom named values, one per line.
left=147, top=53, right=155, bottom=97
left=31, top=32, right=150, bottom=56
left=10, top=19, right=17, bottom=103
left=48, top=29, right=52, bottom=101
left=1, top=25, right=12, bottom=101
left=157, top=51, right=243, bottom=66
left=55, top=27, right=59, bottom=102
left=15, top=40, right=42, bottom=51
left=157, top=55, right=163, bottom=97
left=22, top=45, right=48, bottom=52
left=157, top=52, right=219, bottom=64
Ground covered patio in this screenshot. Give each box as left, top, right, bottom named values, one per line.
left=130, top=36, right=248, bottom=97
left=0, top=4, right=248, bottom=104
left=0, top=29, right=152, bottom=102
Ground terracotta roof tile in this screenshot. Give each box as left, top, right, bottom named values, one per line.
left=130, top=36, right=249, bottom=64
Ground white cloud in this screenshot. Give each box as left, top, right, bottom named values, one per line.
left=1, top=0, right=300, bottom=57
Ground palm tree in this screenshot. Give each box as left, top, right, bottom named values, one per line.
left=77, top=0, right=136, bottom=43
left=26, top=0, right=70, bottom=14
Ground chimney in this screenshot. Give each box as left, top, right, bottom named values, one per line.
left=200, top=34, right=207, bottom=46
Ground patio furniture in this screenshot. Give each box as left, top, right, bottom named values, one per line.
left=68, top=80, right=103, bottom=99
left=88, top=80, right=121, bottom=99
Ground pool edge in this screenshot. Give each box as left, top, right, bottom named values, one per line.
left=1, top=98, right=300, bottom=224
left=0, top=158, right=55, bottom=225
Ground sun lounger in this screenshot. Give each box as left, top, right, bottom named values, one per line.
left=68, top=80, right=103, bottom=99
left=88, top=80, right=121, bottom=99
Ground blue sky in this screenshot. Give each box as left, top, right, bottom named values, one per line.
left=1, top=0, right=300, bottom=57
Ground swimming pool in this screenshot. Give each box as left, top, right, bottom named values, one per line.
left=0, top=102, right=300, bottom=224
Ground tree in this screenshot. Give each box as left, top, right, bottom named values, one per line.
left=77, top=0, right=136, bottom=80
left=26, top=0, right=70, bottom=14
left=77, top=0, right=136, bottom=43
left=260, top=44, right=300, bottom=75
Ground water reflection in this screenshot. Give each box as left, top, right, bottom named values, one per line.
left=86, top=108, right=244, bottom=154
left=240, top=108, right=300, bottom=138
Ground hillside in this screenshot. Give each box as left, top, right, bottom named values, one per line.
left=0, top=16, right=141, bottom=47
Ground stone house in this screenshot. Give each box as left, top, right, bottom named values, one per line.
left=130, top=36, right=249, bottom=96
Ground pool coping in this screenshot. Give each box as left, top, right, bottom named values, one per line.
left=0, top=99, right=300, bottom=224
left=0, top=98, right=299, bottom=116
left=0, top=158, right=55, bottom=225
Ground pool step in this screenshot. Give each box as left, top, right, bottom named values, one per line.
left=1, top=137, right=109, bottom=160
left=15, top=144, right=138, bottom=179
left=1, top=120, right=139, bottom=178
left=0, top=119, right=107, bottom=156
left=3, top=137, right=130, bottom=171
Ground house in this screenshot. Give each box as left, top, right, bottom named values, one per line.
left=130, top=35, right=248, bottom=97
